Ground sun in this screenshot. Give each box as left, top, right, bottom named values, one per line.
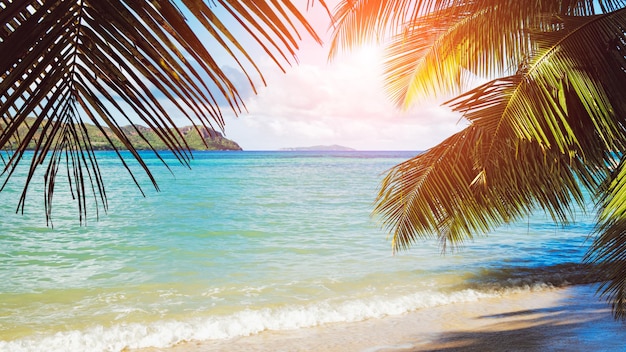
left=353, top=43, right=383, bottom=66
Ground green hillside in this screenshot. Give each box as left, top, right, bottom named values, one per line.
left=2, top=119, right=242, bottom=151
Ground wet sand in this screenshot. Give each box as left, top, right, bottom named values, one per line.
left=139, top=284, right=626, bottom=351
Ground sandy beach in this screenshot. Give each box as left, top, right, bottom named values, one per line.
left=139, top=284, right=626, bottom=352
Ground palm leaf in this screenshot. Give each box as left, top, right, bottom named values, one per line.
left=0, top=0, right=324, bottom=223
left=586, top=155, right=626, bottom=319
left=374, top=76, right=595, bottom=252
left=507, top=10, right=626, bottom=155
left=328, top=0, right=429, bottom=58
left=341, top=0, right=626, bottom=318
left=374, top=4, right=626, bottom=302
left=379, top=1, right=626, bottom=108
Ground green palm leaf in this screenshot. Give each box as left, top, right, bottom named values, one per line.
left=333, top=0, right=626, bottom=318
left=0, top=0, right=323, bottom=224
left=505, top=10, right=626, bottom=155
left=375, top=76, right=593, bottom=252
left=587, top=155, right=626, bottom=319
left=380, top=2, right=626, bottom=108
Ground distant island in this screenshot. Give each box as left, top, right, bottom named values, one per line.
left=3, top=118, right=242, bottom=151
left=114, top=124, right=242, bottom=151
left=279, top=144, right=356, bottom=151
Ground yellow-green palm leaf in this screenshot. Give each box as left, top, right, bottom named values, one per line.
left=376, top=76, right=596, bottom=252
left=332, top=0, right=626, bottom=318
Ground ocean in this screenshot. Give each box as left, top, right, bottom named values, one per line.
left=0, top=151, right=597, bottom=351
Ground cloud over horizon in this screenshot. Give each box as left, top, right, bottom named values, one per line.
left=221, top=42, right=467, bottom=151
left=166, top=0, right=469, bottom=151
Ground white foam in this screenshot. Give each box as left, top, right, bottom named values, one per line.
left=0, top=284, right=553, bottom=352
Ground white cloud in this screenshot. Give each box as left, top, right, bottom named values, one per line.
left=154, top=0, right=469, bottom=151
left=220, top=42, right=467, bottom=151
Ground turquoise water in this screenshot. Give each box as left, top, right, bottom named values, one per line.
left=0, top=151, right=596, bottom=351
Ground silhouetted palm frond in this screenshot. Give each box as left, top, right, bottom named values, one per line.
left=0, top=0, right=324, bottom=224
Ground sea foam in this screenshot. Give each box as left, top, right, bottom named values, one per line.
left=0, top=283, right=554, bottom=352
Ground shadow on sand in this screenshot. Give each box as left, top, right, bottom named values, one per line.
left=414, top=286, right=625, bottom=351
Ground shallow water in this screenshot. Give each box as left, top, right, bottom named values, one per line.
left=0, top=151, right=597, bottom=351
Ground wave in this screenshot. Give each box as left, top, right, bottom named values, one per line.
left=0, top=264, right=595, bottom=352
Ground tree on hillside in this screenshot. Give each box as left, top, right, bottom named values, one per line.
left=0, top=0, right=327, bottom=224
left=329, top=0, right=626, bottom=318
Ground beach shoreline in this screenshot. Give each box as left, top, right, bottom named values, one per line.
left=140, top=284, right=626, bottom=352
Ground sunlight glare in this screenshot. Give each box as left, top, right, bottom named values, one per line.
left=353, top=43, right=383, bottom=67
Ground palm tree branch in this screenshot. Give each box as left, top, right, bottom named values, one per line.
left=1, top=0, right=327, bottom=222
left=505, top=10, right=626, bottom=156
left=586, top=155, right=626, bottom=319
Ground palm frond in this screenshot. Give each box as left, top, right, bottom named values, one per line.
left=586, top=155, right=626, bottom=319
left=511, top=10, right=626, bottom=152
left=326, top=0, right=626, bottom=109
left=327, top=0, right=430, bottom=59
left=380, top=4, right=513, bottom=106
left=375, top=14, right=625, bottom=251
left=380, top=1, right=626, bottom=108
left=0, top=0, right=324, bottom=223
left=334, top=0, right=626, bottom=320
left=374, top=92, right=592, bottom=252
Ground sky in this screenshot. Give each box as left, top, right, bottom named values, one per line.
left=190, top=1, right=468, bottom=151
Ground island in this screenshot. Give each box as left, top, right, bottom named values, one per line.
left=2, top=118, right=242, bottom=151
left=279, top=144, right=356, bottom=151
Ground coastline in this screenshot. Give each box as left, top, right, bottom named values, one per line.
left=139, top=284, right=626, bottom=352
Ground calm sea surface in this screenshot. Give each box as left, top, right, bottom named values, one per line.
left=0, top=151, right=596, bottom=351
